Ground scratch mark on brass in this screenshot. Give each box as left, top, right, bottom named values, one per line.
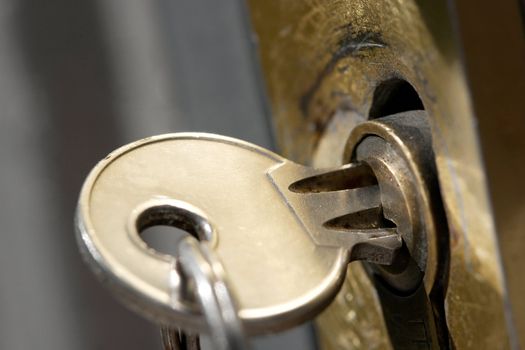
left=300, top=24, right=386, bottom=117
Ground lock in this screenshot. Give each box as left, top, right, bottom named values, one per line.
left=269, top=110, right=444, bottom=296
left=345, top=110, right=443, bottom=294
left=246, top=1, right=520, bottom=347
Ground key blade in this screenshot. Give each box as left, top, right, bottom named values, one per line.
left=269, top=161, right=402, bottom=265
left=288, top=162, right=377, bottom=193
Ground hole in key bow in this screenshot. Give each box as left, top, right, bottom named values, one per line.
left=134, top=201, right=214, bottom=256
left=140, top=225, right=189, bottom=256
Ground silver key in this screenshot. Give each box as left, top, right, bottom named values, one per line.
left=75, top=133, right=401, bottom=335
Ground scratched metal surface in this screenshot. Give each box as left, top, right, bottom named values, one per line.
left=0, top=0, right=315, bottom=349
left=248, top=0, right=521, bottom=348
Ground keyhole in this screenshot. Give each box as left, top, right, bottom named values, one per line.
left=368, top=78, right=424, bottom=119
left=134, top=200, right=214, bottom=256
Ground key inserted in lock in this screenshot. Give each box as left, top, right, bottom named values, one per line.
left=76, top=111, right=441, bottom=340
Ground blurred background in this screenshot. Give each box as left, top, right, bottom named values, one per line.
left=0, top=0, right=316, bottom=348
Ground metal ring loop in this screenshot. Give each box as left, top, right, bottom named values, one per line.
left=177, top=237, right=248, bottom=350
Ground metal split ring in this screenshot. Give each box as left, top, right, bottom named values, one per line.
left=171, top=237, right=248, bottom=350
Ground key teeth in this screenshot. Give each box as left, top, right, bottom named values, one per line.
left=323, top=206, right=402, bottom=265
left=288, top=162, right=377, bottom=193
left=323, top=206, right=395, bottom=231
left=270, top=160, right=402, bottom=265
left=349, top=234, right=403, bottom=265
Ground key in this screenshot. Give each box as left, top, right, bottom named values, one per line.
left=75, top=133, right=401, bottom=335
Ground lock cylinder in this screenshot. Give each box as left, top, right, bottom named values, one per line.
left=343, top=110, right=448, bottom=294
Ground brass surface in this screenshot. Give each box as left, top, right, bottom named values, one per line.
left=451, top=1, right=525, bottom=345
left=248, top=0, right=519, bottom=348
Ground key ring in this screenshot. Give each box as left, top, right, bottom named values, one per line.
left=176, top=237, right=248, bottom=350
left=160, top=327, right=200, bottom=350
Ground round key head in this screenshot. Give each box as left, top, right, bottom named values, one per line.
left=76, top=133, right=350, bottom=334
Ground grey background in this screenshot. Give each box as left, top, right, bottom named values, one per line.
left=0, top=0, right=316, bottom=349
